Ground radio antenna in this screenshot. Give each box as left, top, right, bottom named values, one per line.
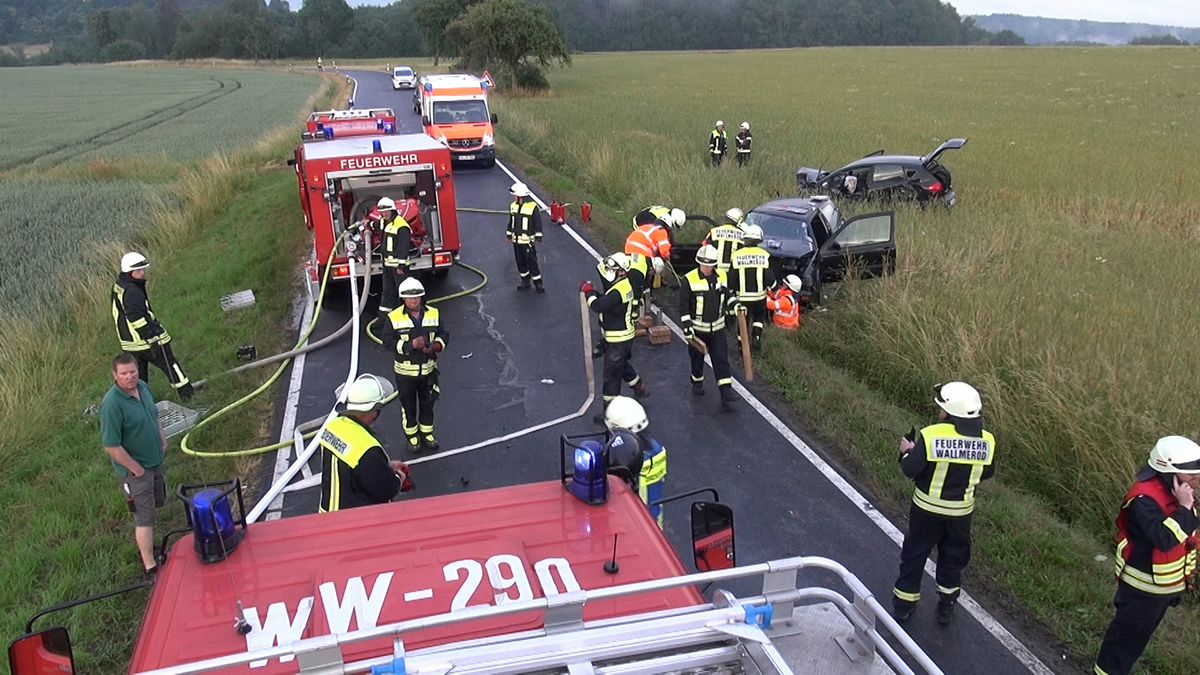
left=604, top=534, right=620, bottom=575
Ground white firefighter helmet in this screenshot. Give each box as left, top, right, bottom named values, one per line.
left=715, top=120, right=724, bottom=127
left=1148, top=436, right=1200, bottom=474
left=724, top=207, right=744, bottom=225
left=935, top=382, right=982, bottom=419
left=510, top=182, right=531, bottom=198
left=376, top=197, right=396, bottom=211
left=783, top=274, right=803, bottom=293
left=336, top=373, right=394, bottom=413
left=668, top=208, right=687, bottom=228
left=651, top=256, right=665, bottom=276
left=600, top=253, right=630, bottom=282
left=121, top=252, right=150, bottom=273
left=695, top=245, right=719, bottom=266
left=398, top=277, right=426, bottom=298
left=605, top=395, right=649, bottom=434
left=740, top=122, right=750, bottom=130
left=742, top=224, right=763, bottom=243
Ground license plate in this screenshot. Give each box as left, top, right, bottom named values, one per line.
left=458, top=154, right=475, bottom=160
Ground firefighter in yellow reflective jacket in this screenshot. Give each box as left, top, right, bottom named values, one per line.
left=377, top=197, right=415, bottom=322
left=604, top=396, right=667, bottom=528
left=581, top=255, right=648, bottom=424
left=1094, top=436, right=1200, bottom=675
left=112, top=252, right=193, bottom=399
left=701, top=208, right=746, bottom=272
left=709, top=120, right=727, bottom=167
left=729, top=225, right=775, bottom=351
left=680, top=245, right=737, bottom=406
left=507, top=182, right=544, bottom=293
left=387, top=278, right=448, bottom=453
left=319, top=374, right=412, bottom=513
left=892, top=382, right=995, bottom=626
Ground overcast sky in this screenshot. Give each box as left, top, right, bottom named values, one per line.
left=952, top=0, right=1200, bottom=27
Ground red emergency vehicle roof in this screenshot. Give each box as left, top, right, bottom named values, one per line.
left=300, top=133, right=447, bottom=162
left=128, top=478, right=701, bottom=674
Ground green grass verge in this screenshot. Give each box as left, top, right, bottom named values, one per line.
left=493, top=135, right=1200, bottom=674
left=0, top=169, right=310, bottom=673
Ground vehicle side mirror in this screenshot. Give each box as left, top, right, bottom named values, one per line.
left=490, top=113, right=499, bottom=125
left=422, top=116, right=431, bottom=127
left=691, top=502, right=735, bottom=572
left=8, top=626, right=75, bottom=675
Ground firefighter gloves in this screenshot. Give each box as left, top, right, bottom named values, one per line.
left=579, top=280, right=595, bottom=294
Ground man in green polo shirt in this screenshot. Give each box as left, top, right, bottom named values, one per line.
left=101, top=353, right=169, bottom=579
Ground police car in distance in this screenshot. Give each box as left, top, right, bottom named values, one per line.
left=796, top=138, right=966, bottom=207
left=673, top=197, right=895, bottom=305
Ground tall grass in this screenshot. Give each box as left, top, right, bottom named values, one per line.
left=493, top=47, right=1200, bottom=538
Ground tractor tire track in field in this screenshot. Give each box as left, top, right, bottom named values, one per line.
left=2, top=77, right=243, bottom=172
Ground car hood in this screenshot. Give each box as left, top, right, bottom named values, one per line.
left=763, top=237, right=816, bottom=262
left=796, top=167, right=827, bottom=186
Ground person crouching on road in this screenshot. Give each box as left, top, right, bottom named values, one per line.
left=112, top=252, right=193, bottom=399
left=892, top=382, right=995, bottom=626
left=729, top=224, right=775, bottom=351
left=626, top=207, right=684, bottom=313
left=581, top=254, right=648, bottom=424
left=766, top=275, right=802, bottom=330
left=508, top=182, right=544, bottom=293
left=378, top=197, right=415, bottom=324
left=1093, top=436, right=1200, bottom=675
left=680, top=245, right=737, bottom=406
left=101, top=353, right=170, bottom=580
left=735, top=122, right=752, bottom=167
left=604, top=396, right=668, bottom=528
left=387, top=278, right=448, bottom=453
left=319, top=373, right=413, bottom=513
left=709, top=120, right=727, bottom=167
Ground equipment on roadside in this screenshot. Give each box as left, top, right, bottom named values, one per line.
left=934, top=381, right=981, bottom=419
left=738, top=308, right=754, bottom=381
left=1148, top=436, right=1200, bottom=473
left=120, top=252, right=149, bottom=273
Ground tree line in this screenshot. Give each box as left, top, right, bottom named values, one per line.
left=2, top=0, right=1027, bottom=69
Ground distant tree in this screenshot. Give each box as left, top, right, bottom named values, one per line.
left=172, top=12, right=221, bottom=58
left=1130, top=34, right=1189, bottom=45
left=155, top=0, right=184, bottom=57
left=959, top=16, right=991, bottom=45
left=989, top=29, right=1026, bottom=46
left=102, top=37, right=146, bottom=61
left=87, top=9, right=119, bottom=49
left=296, top=0, right=352, bottom=57
left=409, top=0, right=483, bottom=65
left=446, top=0, right=569, bottom=89
left=222, top=0, right=278, bottom=61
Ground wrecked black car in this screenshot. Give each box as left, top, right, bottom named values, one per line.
left=796, top=138, right=966, bottom=207
left=673, top=197, right=895, bottom=305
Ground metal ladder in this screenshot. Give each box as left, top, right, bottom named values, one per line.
left=138, top=556, right=943, bottom=675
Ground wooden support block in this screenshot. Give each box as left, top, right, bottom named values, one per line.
left=647, top=325, right=672, bottom=345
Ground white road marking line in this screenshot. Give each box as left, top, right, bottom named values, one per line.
left=501, top=164, right=1052, bottom=675
left=404, top=589, right=434, bottom=602
left=265, top=273, right=315, bottom=517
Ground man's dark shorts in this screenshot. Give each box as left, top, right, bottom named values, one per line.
left=122, top=466, right=166, bottom=527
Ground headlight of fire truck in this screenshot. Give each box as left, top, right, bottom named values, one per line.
left=483, top=133, right=494, bottom=146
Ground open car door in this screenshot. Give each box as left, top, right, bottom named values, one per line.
left=817, top=211, right=895, bottom=283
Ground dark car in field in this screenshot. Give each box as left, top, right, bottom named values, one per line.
left=796, top=138, right=966, bottom=207
left=672, top=196, right=896, bottom=305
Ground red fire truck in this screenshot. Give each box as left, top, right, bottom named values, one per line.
left=291, top=110, right=460, bottom=285
left=9, top=461, right=942, bottom=674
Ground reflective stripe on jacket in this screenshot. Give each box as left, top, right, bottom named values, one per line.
left=587, top=277, right=637, bottom=342
left=318, top=415, right=385, bottom=513
left=911, top=423, right=996, bottom=517
left=633, top=205, right=671, bottom=228
left=625, top=224, right=671, bottom=260
left=709, top=129, right=727, bottom=155
left=1114, top=477, right=1200, bottom=595
left=382, top=215, right=412, bottom=268
left=680, top=267, right=730, bottom=333
left=388, top=305, right=448, bottom=376
left=507, top=199, right=542, bottom=245
left=639, top=440, right=667, bottom=528
left=703, top=224, right=745, bottom=270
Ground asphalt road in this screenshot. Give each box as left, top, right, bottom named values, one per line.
left=260, top=69, right=1053, bottom=675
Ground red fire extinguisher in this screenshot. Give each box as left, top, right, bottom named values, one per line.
left=581, top=202, right=592, bottom=223
left=549, top=200, right=563, bottom=224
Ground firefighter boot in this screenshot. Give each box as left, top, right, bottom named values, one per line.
left=936, top=599, right=956, bottom=626
left=751, top=328, right=763, bottom=352
left=407, top=436, right=421, bottom=454
left=422, top=434, right=440, bottom=452
left=692, top=380, right=705, bottom=396
left=517, top=277, right=532, bottom=291
left=720, top=385, right=738, bottom=408
left=535, top=279, right=545, bottom=294
left=892, top=602, right=916, bottom=623
left=179, top=383, right=195, bottom=400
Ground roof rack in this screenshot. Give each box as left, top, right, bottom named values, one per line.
left=136, top=556, right=943, bottom=675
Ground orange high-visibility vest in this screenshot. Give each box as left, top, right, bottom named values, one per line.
left=766, top=287, right=799, bottom=330
left=625, top=224, right=671, bottom=260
